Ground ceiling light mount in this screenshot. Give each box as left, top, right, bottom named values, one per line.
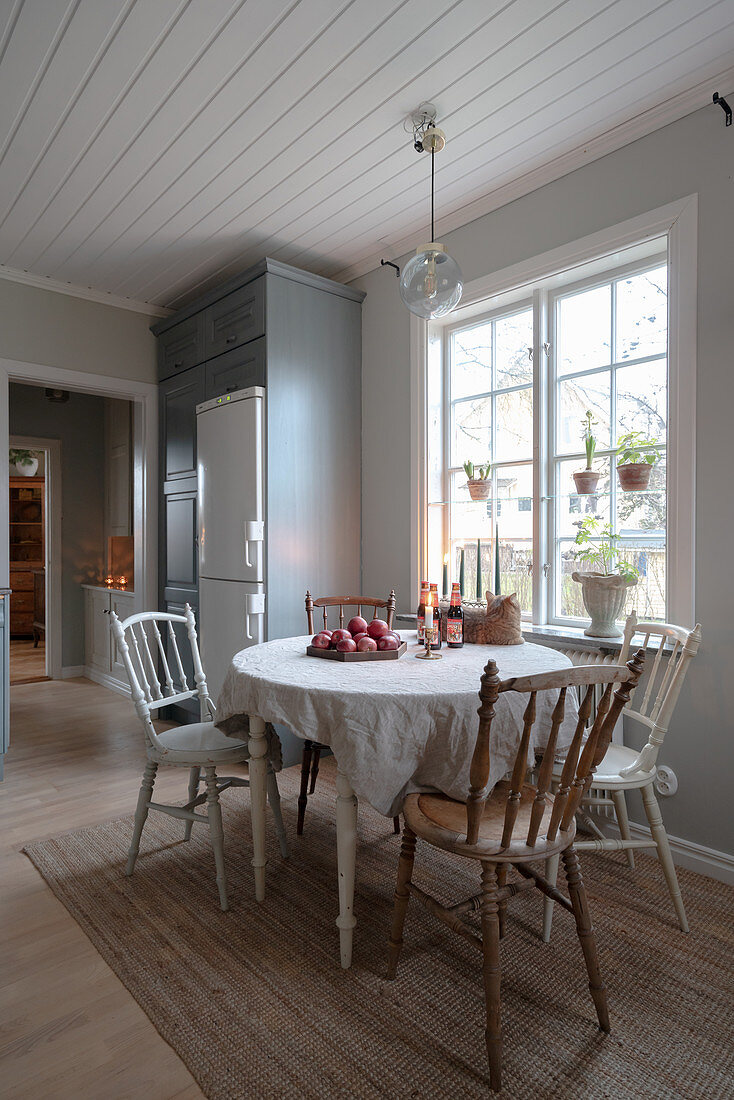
left=404, top=103, right=443, bottom=153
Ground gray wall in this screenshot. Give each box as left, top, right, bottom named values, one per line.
left=0, top=278, right=158, bottom=383
left=353, top=102, right=734, bottom=859
left=10, top=382, right=107, bottom=667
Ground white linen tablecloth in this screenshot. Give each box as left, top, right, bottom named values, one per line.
left=216, top=632, right=577, bottom=818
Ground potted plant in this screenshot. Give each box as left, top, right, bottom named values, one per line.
left=571, top=516, right=638, bottom=638
left=9, top=448, right=39, bottom=477
left=464, top=459, right=491, bottom=501
left=616, top=431, right=662, bottom=491
left=573, top=410, right=601, bottom=494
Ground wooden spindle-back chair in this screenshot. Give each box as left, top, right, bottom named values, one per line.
left=387, top=651, right=645, bottom=1094
left=110, top=605, right=288, bottom=910
left=299, top=590, right=399, bottom=837
left=543, top=611, right=702, bottom=941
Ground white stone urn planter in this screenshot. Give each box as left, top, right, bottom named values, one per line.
left=10, top=456, right=38, bottom=477
left=571, top=571, right=637, bottom=638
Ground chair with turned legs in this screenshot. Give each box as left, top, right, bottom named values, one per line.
left=386, top=651, right=645, bottom=1093
left=300, top=589, right=401, bottom=837
left=542, top=612, right=701, bottom=942
left=110, top=605, right=289, bottom=910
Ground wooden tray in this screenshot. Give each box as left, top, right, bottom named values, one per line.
left=306, top=640, right=407, bottom=662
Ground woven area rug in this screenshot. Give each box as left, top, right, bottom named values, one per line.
left=25, top=759, right=734, bottom=1100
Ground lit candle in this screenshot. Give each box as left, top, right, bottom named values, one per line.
left=476, top=538, right=482, bottom=600
left=459, top=547, right=465, bottom=598
left=494, top=523, right=501, bottom=596
left=442, top=553, right=449, bottom=598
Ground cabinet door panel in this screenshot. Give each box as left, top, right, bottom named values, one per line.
left=158, top=314, right=204, bottom=380
left=204, top=337, right=266, bottom=399
left=160, top=367, right=205, bottom=482
left=203, top=280, right=264, bottom=358
left=165, top=490, right=198, bottom=591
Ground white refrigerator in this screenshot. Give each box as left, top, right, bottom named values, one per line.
left=196, top=387, right=266, bottom=703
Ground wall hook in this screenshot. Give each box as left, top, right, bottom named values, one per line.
left=380, top=259, right=400, bottom=277
left=713, top=92, right=732, bottom=126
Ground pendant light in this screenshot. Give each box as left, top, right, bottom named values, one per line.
left=399, top=121, right=463, bottom=319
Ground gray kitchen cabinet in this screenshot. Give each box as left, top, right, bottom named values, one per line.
left=152, top=258, right=364, bottom=739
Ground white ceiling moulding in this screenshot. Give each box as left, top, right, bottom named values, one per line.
left=0, top=263, right=172, bottom=318
left=338, top=66, right=734, bottom=285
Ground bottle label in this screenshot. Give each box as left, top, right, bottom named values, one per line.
left=417, top=614, right=425, bottom=642
left=447, top=619, right=463, bottom=644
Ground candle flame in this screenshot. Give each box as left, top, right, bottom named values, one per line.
left=425, top=589, right=433, bottom=608
left=443, top=552, right=449, bottom=564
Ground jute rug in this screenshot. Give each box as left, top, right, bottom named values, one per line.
left=25, top=759, right=733, bottom=1100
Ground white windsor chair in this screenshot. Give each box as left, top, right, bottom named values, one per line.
left=542, top=610, right=702, bottom=941
left=109, top=605, right=289, bottom=910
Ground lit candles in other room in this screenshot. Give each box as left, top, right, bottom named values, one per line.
left=459, top=546, right=465, bottom=598
left=475, top=538, right=482, bottom=600
left=442, top=553, right=449, bottom=598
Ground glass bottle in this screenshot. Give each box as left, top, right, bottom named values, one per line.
left=447, top=582, right=464, bottom=648
left=429, top=582, right=442, bottom=650
left=416, top=581, right=429, bottom=643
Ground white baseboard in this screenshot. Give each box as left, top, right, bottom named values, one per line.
left=83, top=666, right=131, bottom=697
left=600, top=816, right=734, bottom=886
left=60, top=665, right=84, bottom=679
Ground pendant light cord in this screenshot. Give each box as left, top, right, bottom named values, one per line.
left=431, top=149, right=435, bottom=242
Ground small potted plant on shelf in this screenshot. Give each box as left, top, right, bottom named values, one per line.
left=9, top=448, right=39, bottom=477
left=615, top=431, right=662, bottom=491
left=573, top=410, right=601, bottom=494
left=571, top=515, right=638, bottom=638
left=464, top=459, right=491, bottom=501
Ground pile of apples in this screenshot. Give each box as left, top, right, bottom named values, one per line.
left=310, top=615, right=402, bottom=654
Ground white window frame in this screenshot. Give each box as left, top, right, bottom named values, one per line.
left=411, top=195, right=697, bottom=631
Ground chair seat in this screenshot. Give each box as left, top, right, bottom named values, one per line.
left=403, top=781, right=575, bottom=862
left=150, top=721, right=249, bottom=765
left=553, top=742, right=656, bottom=789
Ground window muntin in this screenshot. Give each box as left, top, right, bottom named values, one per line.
left=438, top=255, right=669, bottom=626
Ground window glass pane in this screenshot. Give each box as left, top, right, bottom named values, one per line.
left=449, top=470, right=493, bottom=540
left=615, top=358, right=667, bottom=444
left=495, top=386, right=533, bottom=462
left=556, top=539, right=587, bottom=618
left=495, top=309, right=533, bottom=388
left=451, top=397, right=491, bottom=467
left=555, top=457, right=611, bottom=540
left=617, top=539, right=666, bottom=621
left=616, top=459, right=666, bottom=534
left=557, top=285, right=611, bottom=375
left=616, top=265, right=667, bottom=362
left=495, top=464, right=534, bottom=614
left=451, top=323, right=491, bottom=400
left=557, top=372, right=611, bottom=455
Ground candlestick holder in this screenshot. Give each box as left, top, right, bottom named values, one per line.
left=415, top=622, right=442, bottom=660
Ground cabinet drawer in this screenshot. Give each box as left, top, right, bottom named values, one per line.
left=158, top=314, right=204, bottom=380
left=9, top=570, right=34, bottom=590
left=11, top=613, right=33, bottom=634
left=203, top=279, right=264, bottom=358
left=11, top=591, right=33, bottom=612
left=204, top=337, right=266, bottom=399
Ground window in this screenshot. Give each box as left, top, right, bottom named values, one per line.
left=425, top=240, right=679, bottom=628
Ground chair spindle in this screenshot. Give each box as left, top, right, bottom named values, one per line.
left=527, top=687, right=566, bottom=846
left=466, top=660, right=501, bottom=846
left=499, top=691, right=536, bottom=849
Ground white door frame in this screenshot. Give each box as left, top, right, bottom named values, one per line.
left=9, top=434, right=62, bottom=679
left=1, top=359, right=158, bottom=677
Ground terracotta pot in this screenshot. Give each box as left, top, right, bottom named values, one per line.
left=467, top=478, right=491, bottom=501
left=571, top=571, right=637, bottom=638
left=617, top=461, right=652, bottom=491
left=572, top=469, right=601, bottom=495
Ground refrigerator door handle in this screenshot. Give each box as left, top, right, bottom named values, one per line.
left=243, top=520, right=265, bottom=569
left=245, top=593, right=266, bottom=641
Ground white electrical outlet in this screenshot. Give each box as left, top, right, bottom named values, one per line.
left=654, top=765, right=678, bottom=797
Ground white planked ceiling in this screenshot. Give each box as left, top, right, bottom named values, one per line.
left=0, top=0, right=732, bottom=311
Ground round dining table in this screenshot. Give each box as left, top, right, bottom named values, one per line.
left=217, top=631, right=576, bottom=968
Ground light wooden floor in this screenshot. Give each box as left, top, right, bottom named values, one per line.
left=0, top=678, right=207, bottom=1099
left=9, top=638, right=49, bottom=685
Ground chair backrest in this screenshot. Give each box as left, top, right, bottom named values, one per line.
left=109, top=605, right=214, bottom=752
left=617, top=610, right=702, bottom=771
left=305, top=590, right=396, bottom=634
left=465, top=651, right=645, bottom=848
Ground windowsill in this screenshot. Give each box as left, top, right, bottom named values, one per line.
left=396, top=613, right=657, bottom=652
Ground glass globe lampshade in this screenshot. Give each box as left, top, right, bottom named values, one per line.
left=399, top=242, right=463, bottom=319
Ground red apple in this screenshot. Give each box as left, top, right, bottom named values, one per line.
left=377, top=635, right=400, bottom=651
left=367, top=618, right=390, bottom=640
left=347, top=615, right=369, bottom=636
left=336, top=638, right=357, bottom=653
left=356, top=636, right=377, bottom=652
left=311, top=632, right=331, bottom=649
left=331, top=628, right=352, bottom=646
left=352, top=632, right=369, bottom=644
left=384, top=631, right=401, bottom=643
